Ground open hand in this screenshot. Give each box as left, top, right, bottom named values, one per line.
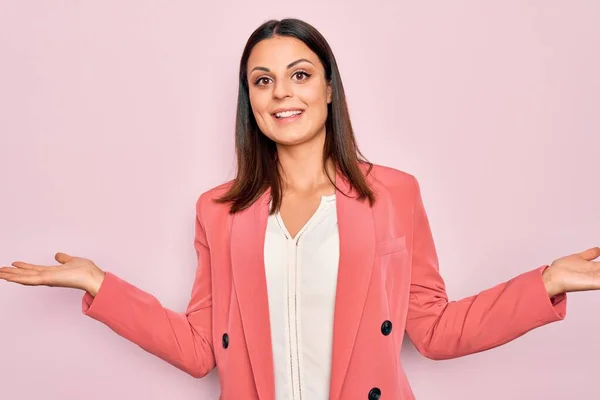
left=0, top=252, right=105, bottom=296
left=543, top=246, right=600, bottom=297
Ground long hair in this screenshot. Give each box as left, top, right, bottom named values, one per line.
left=215, top=18, right=374, bottom=214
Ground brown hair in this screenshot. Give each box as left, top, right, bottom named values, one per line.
left=215, top=18, right=374, bottom=214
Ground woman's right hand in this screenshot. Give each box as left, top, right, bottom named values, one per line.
left=0, top=252, right=105, bottom=296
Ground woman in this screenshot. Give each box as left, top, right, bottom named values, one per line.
left=1, top=18, right=599, bottom=400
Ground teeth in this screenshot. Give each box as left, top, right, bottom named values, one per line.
left=275, top=110, right=302, bottom=118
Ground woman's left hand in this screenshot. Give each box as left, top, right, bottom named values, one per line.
left=543, top=246, right=600, bottom=297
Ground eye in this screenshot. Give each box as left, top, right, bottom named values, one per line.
left=293, top=71, right=311, bottom=81
left=254, top=77, right=272, bottom=86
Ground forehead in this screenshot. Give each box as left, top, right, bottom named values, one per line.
left=247, top=36, right=321, bottom=72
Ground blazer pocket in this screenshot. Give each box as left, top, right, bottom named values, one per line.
left=375, top=236, right=407, bottom=257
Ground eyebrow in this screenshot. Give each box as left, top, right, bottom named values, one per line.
left=249, top=58, right=314, bottom=74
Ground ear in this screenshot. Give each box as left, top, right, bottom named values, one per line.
left=326, top=81, right=332, bottom=104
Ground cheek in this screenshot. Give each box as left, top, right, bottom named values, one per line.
left=298, top=85, right=326, bottom=105
left=297, top=86, right=329, bottom=118
left=248, top=92, right=276, bottom=138
left=249, top=92, right=271, bottom=122
left=249, top=92, right=265, bottom=112
left=300, top=88, right=329, bottom=123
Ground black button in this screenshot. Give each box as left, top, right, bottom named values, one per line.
left=368, top=387, right=381, bottom=400
left=381, top=320, right=392, bottom=336
left=222, top=333, right=229, bottom=349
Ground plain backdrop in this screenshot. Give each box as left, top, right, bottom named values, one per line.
left=1, top=1, right=598, bottom=399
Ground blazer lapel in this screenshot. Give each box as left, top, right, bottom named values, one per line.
left=229, top=167, right=376, bottom=400
left=230, top=188, right=275, bottom=400
left=329, top=169, right=376, bottom=400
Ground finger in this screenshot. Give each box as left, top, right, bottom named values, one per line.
left=55, top=252, right=73, bottom=264
left=0, top=271, right=46, bottom=286
left=0, top=267, right=39, bottom=276
left=10, top=261, right=47, bottom=271
left=579, top=247, right=600, bottom=261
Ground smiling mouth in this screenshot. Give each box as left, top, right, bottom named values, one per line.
left=272, top=110, right=304, bottom=119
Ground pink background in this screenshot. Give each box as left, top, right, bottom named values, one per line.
left=1, top=1, right=599, bottom=399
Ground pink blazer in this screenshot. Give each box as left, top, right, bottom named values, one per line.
left=82, top=163, right=567, bottom=400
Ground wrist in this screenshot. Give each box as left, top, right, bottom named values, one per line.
left=86, top=268, right=105, bottom=297
left=542, top=265, right=562, bottom=298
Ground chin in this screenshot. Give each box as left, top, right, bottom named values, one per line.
left=262, top=128, right=307, bottom=145
left=271, top=135, right=310, bottom=147
left=273, top=129, right=326, bottom=147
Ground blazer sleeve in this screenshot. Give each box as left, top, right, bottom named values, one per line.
left=404, top=176, right=567, bottom=360
left=80, top=195, right=216, bottom=378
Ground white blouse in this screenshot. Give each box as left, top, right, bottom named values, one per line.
left=263, top=194, right=340, bottom=400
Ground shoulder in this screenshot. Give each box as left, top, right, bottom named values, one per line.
left=194, top=179, right=235, bottom=218
left=363, top=162, right=418, bottom=191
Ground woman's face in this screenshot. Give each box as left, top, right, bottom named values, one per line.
left=246, top=36, right=332, bottom=147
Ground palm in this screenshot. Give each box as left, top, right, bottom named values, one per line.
left=0, top=252, right=97, bottom=290
left=547, top=247, right=600, bottom=295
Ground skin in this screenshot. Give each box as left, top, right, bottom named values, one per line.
left=247, top=35, right=336, bottom=238
left=0, top=36, right=599, bottom=304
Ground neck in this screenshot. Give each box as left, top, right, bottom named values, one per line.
left=275, top=129, right=335, bottom=195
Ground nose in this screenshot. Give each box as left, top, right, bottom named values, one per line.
left=272, top=78, right=292, bottom=99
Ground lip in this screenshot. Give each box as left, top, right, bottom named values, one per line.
left=271, top=107, right=305, bottom=115
left=271, top=108, right=304, bottom=125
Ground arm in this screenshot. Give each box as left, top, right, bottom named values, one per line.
left=405, top=176, right=566, bottom=360
left=80, top=195, right=216, bottom=378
